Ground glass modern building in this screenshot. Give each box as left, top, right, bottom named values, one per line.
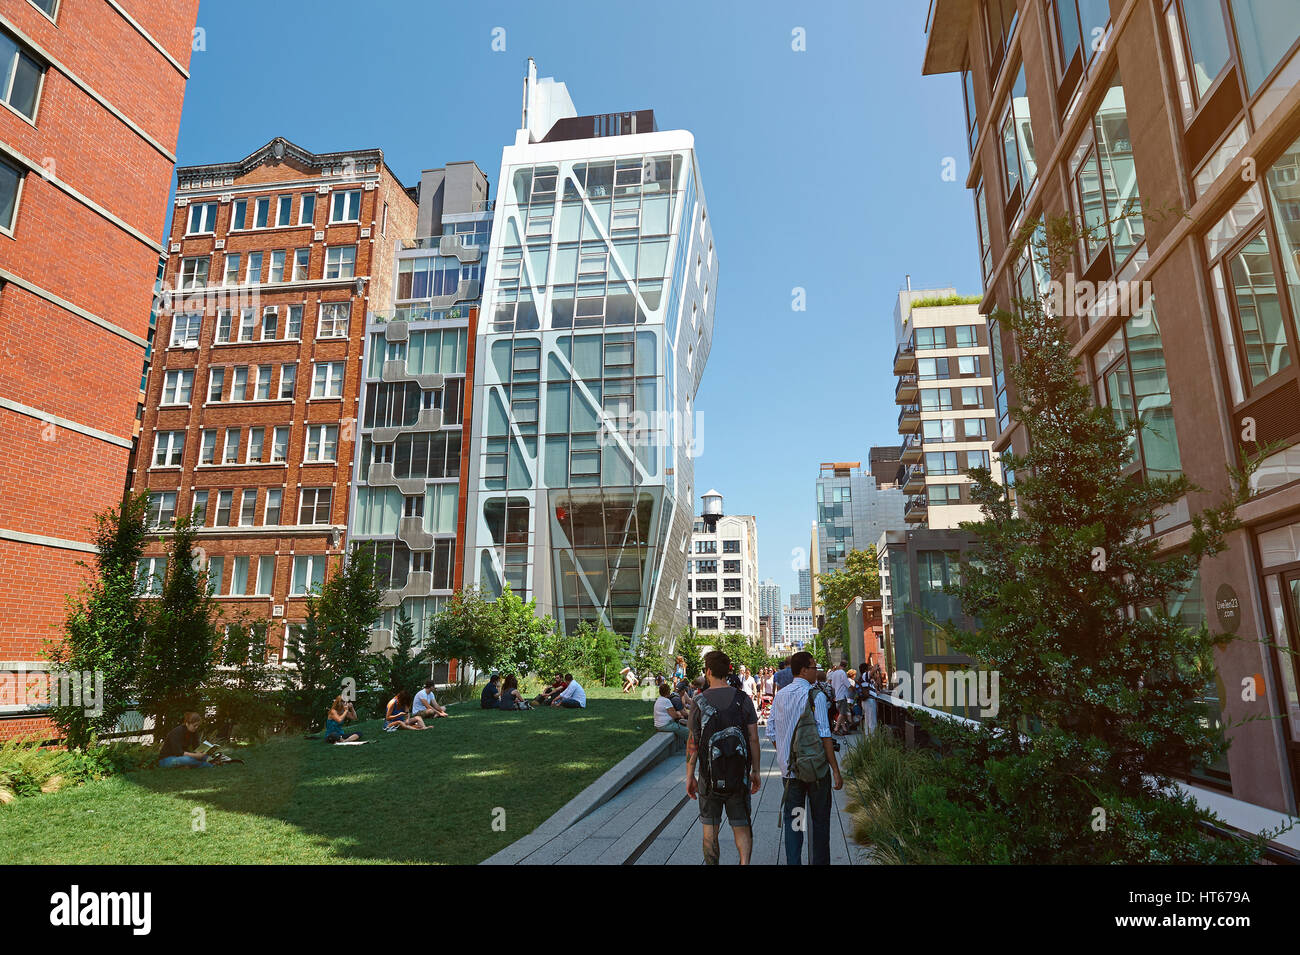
left=464, top=61, right=717, bottom=638
left=814, top=462, right=907, bottom=574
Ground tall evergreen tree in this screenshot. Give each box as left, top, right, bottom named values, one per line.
left=137, top=514, right=219, bottom=733
left=46, top=493, right=150, bottom=749
left=387, top=609, right=432, bottom=696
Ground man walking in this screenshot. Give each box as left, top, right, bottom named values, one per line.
left=766, top=650, right=842, bottom=865
left=687, top=650, right=762, bottom=864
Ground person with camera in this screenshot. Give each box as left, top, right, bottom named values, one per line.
left=158, top=711, right=214, bottom=768
left=325, top=697, right=362, bottom=743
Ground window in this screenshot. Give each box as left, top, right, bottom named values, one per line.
left=304, top=425, right=338, bottom=462
left=245, top=252, right=263, bottom=285
left=238, top=308, right=257, bottom=342
left=147, top=491, right=176, bottom=528
left=962, top=66, right=979, bottom=156
left=246, top=427, right=264, bottom=463
left=0, top=157, right=19, bottom=234
left=136, top=557, right=167, bottom=596
left=312, top=361, right=345, bottom=398
left=222, top=428, right=240, bottom=464
left=1051, top=0, right=1112, bottom=84
left=921, top=388, right=954, bottom=411
left=269, top=250, right=286, bottom=283
left=696, top=540, right=717, bottom=554
left=723, top=560, right=741, bottom=574
left=318, top=302, right=350, bottom=338
left=961, top=386, right=986, bottom=408
left=265, top=489, right=282, bottom=525
left=1227, top=230, right=1291, bottom=387
left=207, top=368, right=225, bottom=403
left=929, top=484, right=963, bottom=505
left=271, top=426, right=289, bottom=463
left=330, top=190, right=361, bottom=223
left=696, top=559, right=718, bottom=574
left=191, top=490, right=209, bottom=523
left=231, top=199, right=248, bottom=231
left=180, top=257, right=209, bottom=289
left=923, top=418, right=958, bottom=442
left=999, top=63, right=1038, bottom=213
left=915, top=327, right=946, bottom=349
left=253, top=197, right=270, bottom=229
left=199, top=429, right=216, bottom=464
left=984, top=0, right=1020, bottom=77
left=957, top=355, right=981, bottom=376
left=186, top=202, right=218, bottom=235
left=238, top=489, right=256, bottom=525
left=291, top=555, right=326, bottom=595
left=919, top=357, right=950, bottom=380
left=1070, top=71, right=1143, bottom=268
left=299, top=193, right=316, bottom=225
left=261, top=307, right=279, bottom=340
left=215, top=310, right=233, bottom=344
left=1231, top=0, right=1300, bottom=95
left=255, top=365, right=272, bottom=400
left=0, top=31, right=43, bottom=121
left=161, top=370, right=193, bottom=405
left=231, top=366, right=248, bottom=401
left=276, top=195, right=292, bottom=227
left=298, top=487, right=333, bottom=524
left=955, top=325, right=980, bottom=347
left=286, top=305, right=303, bottom=339
left=279, top=365, right=296, bottom=399
left=170, top=313, right=202, bottom=347
left=216, top=490, right=233, bottom=526
left=975, top=180, right=993, bottom=282
left=723, top=539, right=741, bottom=554
left=152, top=431, right=184, bottom=467
left=292, top=248, right=310, bottom=281
left=724, top=578, right=742, bottom=592
left=222, top=253, right=242, bottom=286
left=324, top=246, right=356, bottom=279
left=255, top=556, right=275, bottom=596
left=29, top=0, right=59, bottom=18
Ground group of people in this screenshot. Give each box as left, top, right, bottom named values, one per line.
left=478, top=672, right=587, bottom=710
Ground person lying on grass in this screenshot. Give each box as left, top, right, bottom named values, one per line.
left=325, top=696, right=362, bottom=743
left=385, top=691, right=427, bottom=730
left=412, top=680, right=448, bottom=720
left=159, top=711, right=213, bottom=768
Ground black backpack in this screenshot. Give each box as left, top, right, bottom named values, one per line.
left=697, top=690, right=750, bottom=797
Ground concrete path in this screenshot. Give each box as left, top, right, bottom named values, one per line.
left=486, top=729, right=869, bottom=865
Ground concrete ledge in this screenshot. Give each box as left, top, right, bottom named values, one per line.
left=481, top=731, right=677, bottom=865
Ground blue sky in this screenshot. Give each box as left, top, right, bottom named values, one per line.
left=175, top=0, right=982, bottom=601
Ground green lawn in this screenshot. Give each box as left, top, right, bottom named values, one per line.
left=0, top=687, right=654, bottom=865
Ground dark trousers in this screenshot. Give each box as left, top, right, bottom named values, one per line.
left=558, top=699, right=583, bottom=708
left=781, top=773, right=833, bottom=865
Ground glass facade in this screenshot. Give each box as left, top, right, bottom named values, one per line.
left=468, top=141, right=715, bottom=638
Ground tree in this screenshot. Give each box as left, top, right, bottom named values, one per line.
left=815, top=547, right=879, bottom=661
left=494, top=584, right=557, bottom=677
left=426, top=588, right=501, bottom=683
left=631, top=624, right=669, bottom=681
left=207, top=616, right=281, bottom=741
left=136, top=514, right=220, bottom=733
left=385, top=609, right=432, bottom=696
left=673, top=626, right=703, bottom=679
left=288, top=550, right=385, bottom=728
left=46, top=493, right=150, bottom=749
left=916, top=213, right=1266, bottom=862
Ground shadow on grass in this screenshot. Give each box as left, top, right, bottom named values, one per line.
left=117, top=698, right=653, bottom=865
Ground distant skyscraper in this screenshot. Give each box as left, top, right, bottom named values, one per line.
left=797, top=567, right=812, bottom=610
left=759, top=578, right=784, bottom=642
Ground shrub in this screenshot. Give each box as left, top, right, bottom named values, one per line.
left=840, top=731, right=945, bottom=864
left=0, top=737, right=154, bottom=805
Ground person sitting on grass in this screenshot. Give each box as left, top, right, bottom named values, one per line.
left=653, top=681, right=688, bottom=742
left=412, top=680, right=448, bottom=721
left=385, top=690, right=427, bottom=731
left=481, top=674, right=502, bottom=709
left=497, top=673, right=532, bottom=710
left=533, top=673, right=568, bottom=707
left=159, top=711, right=213, bottom=768
left=620, top=666, right=638, bottom=694
left=552, top=673, right=587, bottom=709
left=324, top=696, right=362, bottom=743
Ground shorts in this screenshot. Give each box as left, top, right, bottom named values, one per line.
left=697, top=787, right=752, bottom=827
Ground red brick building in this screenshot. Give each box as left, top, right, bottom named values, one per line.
left=130, top=138, right=417, bottom=659
left=0, top=0, right=199, bottom=736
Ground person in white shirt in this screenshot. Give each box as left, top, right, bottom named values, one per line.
left=412, top=681, right=448, bottom=720
left=552, top=674, right=586, bottom=709
left=653, top=682, right=688, bottom=742
left=830, top=664, right=852, bottom=735
left=740, top=666, right=758, bottom=705
left=765, top=650, right=842, bottom=865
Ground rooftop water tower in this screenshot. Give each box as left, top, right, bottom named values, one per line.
left=701, top=489, right=724, bottom=531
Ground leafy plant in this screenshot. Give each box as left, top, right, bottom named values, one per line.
left=386, top=609, right=433, bottom=696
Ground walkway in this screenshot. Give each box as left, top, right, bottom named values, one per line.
left=485, top=732, right=868, bottom=865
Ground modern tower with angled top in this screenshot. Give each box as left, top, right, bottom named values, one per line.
left=463, top=60, right=717, bottom=639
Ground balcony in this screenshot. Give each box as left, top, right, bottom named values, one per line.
left=895, top=374, right=919, bottom=404
left=893, top=341, right=916, bottom=374
left=897, top=403, right=921, bottom=434
left=903, top=463, right=927, bottom=495
left=904, top=495, right=929, bottom=523
left=900, top=432, right=923, bottom=464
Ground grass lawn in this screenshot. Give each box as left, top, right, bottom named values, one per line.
left=0, top=686, right=654, bottom=865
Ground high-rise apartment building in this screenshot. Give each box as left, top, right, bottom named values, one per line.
left=464, top=60, right=717, bottom=639
left=349, top=162, right=490, bottom=651
left=814, top=462, right=907, bottom=574
left=893, top=285, right=1001, bottom=529
left=796, top=566, right=812, bottom=610
left=131, top=138, right=416, bottom=658
left=687, top=491, right=759, bottom=638
left=924, top=0, right=1300, bottom=813
left=0, top=1, right=199, bottom=736
left=758, top=577, right=784, bottom=643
